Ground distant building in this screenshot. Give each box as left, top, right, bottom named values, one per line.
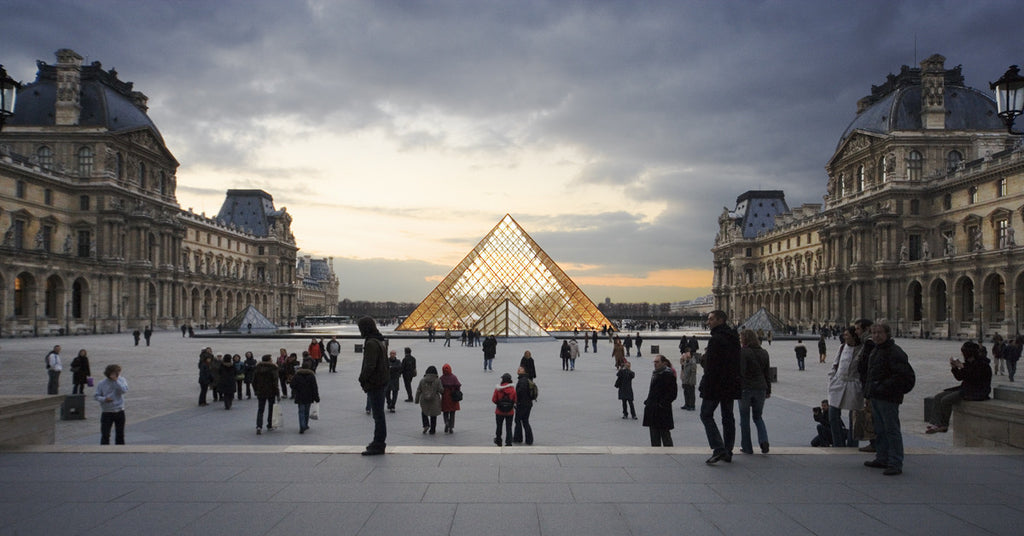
left=296, top=255, right=339, bottom=316
left=0, top=49, right=298, bottom=334
left=712, top=54, right=1023, bottom=339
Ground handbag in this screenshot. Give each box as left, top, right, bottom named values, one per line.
left=272, top=403, right=283, bottom=428
left=310, top=402, right=320, bottom=420
left=86, top=377, right=94, bottom=387
left=451, top=388, right=464, bottom=402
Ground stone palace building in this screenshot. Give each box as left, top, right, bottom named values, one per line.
left=712, top=54, right=1024, bottom=339
left=0, top=49, right=338, bottom=335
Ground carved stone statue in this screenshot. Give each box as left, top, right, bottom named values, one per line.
left=3, top=225, right=14, bottom=246
left=63, top=234, right=73, bottom=254
left=1007, top=227, right=1017, bottom=248
left=34, top=230, right=44, bottom=250
left=922, top=239, right=931, bottom=260
left=899, top=242, right=909, bottom=262
left=944, top=233, right=955, bottom=256
left=973, top=228, right=984, bottom=252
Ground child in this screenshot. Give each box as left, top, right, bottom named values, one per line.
left=94, top=364, right=128, bottom=445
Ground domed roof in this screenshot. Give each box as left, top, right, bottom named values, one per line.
left=7, top=57, right=165, bottom=141
left=837, top=60, right=1003, bottom=148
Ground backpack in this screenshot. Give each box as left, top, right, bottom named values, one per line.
left=421, top=384, right=437, bottom=403
left=45, top=352, right=52, bottom=369
left=496, top=389, right=514, bottom=412
left=529, top=380, right=538, bottom=401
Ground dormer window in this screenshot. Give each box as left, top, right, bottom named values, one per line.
left=77, top=146, right=93, bottom=177
left=37, top=146, right=54, bottom=169
left=907, top=150, right=923, bottom=181
left=947, top=150, right=963, bottom=171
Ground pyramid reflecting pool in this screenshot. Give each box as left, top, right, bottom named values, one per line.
left=397, top=214, right=614, bottom=336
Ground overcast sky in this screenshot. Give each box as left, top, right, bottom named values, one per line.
left=2, top=1, right=1019, bottom=303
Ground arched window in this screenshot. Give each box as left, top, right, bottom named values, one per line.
left=947, top=150, right=963, bottom=171
left=77, top=146, right=94, bottom=177
left=907, top=150, right=923, bottom=181
left=37, top=146, right=54, bottom=169
left=838, top=173, right=846, bottom=197
left=856, top=165, right=865, bottom=192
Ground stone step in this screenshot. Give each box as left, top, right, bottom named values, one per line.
left=994, top=383, right=1024, bottom=403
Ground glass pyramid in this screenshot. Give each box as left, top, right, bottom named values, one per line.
left=397, top=214, right=614, bottom=336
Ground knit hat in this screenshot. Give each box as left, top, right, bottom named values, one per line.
left=501, top=373, right=512, bottom=383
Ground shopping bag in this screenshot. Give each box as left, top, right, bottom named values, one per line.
left=86, top=377, right=94, bottom=387
left=310, top=402, right=319, bottom=420
left=272, top=403, right=283, bottom=428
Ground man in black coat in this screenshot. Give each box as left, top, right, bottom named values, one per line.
left=401, top=347, right=417, bottom=402
left=862, top=323, right=914, bottom=476
left=358, top=317, right=389, bottom=456
left=700, top=310, right=742, bottom=464
left=643, top=355, right=678, bottom=446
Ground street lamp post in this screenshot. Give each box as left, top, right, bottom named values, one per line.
left=947, top=306, right=952, bottom=340
left=148, top=299, right=156, bottom=331
left=896, top=307, right=901, bottom=338
left=991, top=65, right=1024, bottom=134
left=0, top=65, right=21, bottom=132
left=978, top=304, right=984, bottom=341
left=1016, top=303, right=1021, bottom=336
left=64, top=300, right=69, bottom=335
left=92, top=303, right=97, bottom=334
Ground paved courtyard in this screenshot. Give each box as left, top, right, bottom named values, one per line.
left=1, top=328, right=1022, bottom=535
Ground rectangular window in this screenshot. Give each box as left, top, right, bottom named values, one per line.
left=787, top=238, right=791, bottom=249
left=910, top=199, right=920, bottom=215
left=12, top=219, right=25, bottom=249
left=908, top=234, right=922, bottom=261
left=998, top=178, right=1008, bottom=197
left=77, top=230, right=91, bottom=257
left=44, top=189, right=53, bottom=205
left=41, top=225, right=53, bottom=252
left=745, top=247, right=752, bottom=257
left=997, top=219, right=1009, bottom=248
left=16, top=181, right=26, bottom=198
left=796, top=236, right=801, bottom=247
left=969, top=187, right=978, bottom=204
left=79, top=195, right=90, bottom=210
left=258, top=246, right=265, bottom=255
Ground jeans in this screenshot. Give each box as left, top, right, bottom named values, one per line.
left=682, top=384, right=696, bottom=409
left=828, top=406, right=855, bottom=446
left=495, top=414, right=513, bottom=444
left=871, top=398, right=904, bottom=469
left=700, top=398, right=736, bottom=455
left=100, top=410, right=125, bottom=445
left=199, top=383, right=209, bottom=405
left=738, top=389, right=768, bottom=453
left=47, top=370, right=60, bottom=395
left=297, top=403, right=310, bottom=431
left=796, top=357, right=805, bottom=371
left=403, top=376, right=415, bottom=400
left=513, top=405, right=533, bottom=444
left=366, top=387, right=387, bottom=449
left=386, top=383, right=399, bottom=409
left=328, top=354, right=338, bottom=372
left=932, top=389, right=962, bottom=427
left=72, top=382, right=85, bottom=395
left=257, top=396, right=275, bottom=429
left=485, top=358, right=493, bottom=371
left=570, top=358, right=576, bottom=370
left=1009, top=359, right=1018, bottom=381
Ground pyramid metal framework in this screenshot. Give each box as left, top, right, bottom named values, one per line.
left=397, top=214, right=614, bottom=337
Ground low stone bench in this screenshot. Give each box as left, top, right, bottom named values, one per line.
left=0, top=395, right=66, bottom=446
left=952, top=384, right=1024, bottom=448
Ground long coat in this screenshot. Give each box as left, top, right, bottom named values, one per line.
left=699, top=324, right=741, bottom=400
left=616, top=368, right=635, bottom=401
left=415, top=373, right=444, bottom=416
left=252, top=361, right=279, bottom=399
left=440, top=366, right=461, bottom=412
left=642, top=367, right=677, bottom=430
left=290, top=368, right=320, bottom=405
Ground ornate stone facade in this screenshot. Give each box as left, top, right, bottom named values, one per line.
left=712, top=55, right=1024, bottom=339
left=295, top=255, right=340, bottom=316
left=0, top=49, right=298, bottom=335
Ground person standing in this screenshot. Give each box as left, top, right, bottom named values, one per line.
left=1005, top=336, right=1022, bottom=381
left=568, top=338, right=579, bottom=370
left=483, top=335, right=497, bottom=371
left=290, top=360, right=320, bottom=434
left=643, top=355, right=678, bottom=446
left=326, top=336, right=341, bottom=373
left=143, top=326, right=152, bottom=347
left=794, top=339, right=807, bottom=371
left=181, top=323, right=187, bottom=338
left=243, top=351, right=257, bottom=399
left=635, top=332, right=644, bottom=357
left=401, top=347, right=418, bottom=402
left=385, top=350, right=403, bottom=412
left=253, top=354, right=279, bottom=435
left=440, top=363, right=462, bottom=434
left=492, top=372, right=517, bottom=446
left=584, top=331, right=590, bottom=353
left=94, top=364, right=128, bottom=445
left=513, top=366, right=536, bottom=444
left=616, top=360, right=637, bottom=419
left=358, top=316, right=390, bottom=455
left=132, top=329, right=141, bottom=346
left=827, top=327, right=865, bottom=447
left=863, top=323, right=915, bottom=476
left=624, top=334, right=633, bottom=357
left=679, top=351, right=697, bottom=411
left=592, top=330, right=599, bottom=354
left=415, top=365, right=443, bottom=434
left=45, top=345, right=62, bottom=394
left=519, top=350, right=537, bottom=380
left=738, top=329, right=771, bottom=455
left=307, top=337, right=322, bottom=372
left=197, top=354, right=214, bottom=406
left=276, top=348, right=290, bottom=398
left=217, top=356, right=236, bottom=410
left=818, top=334, right=828, bottom=364
left=612, top=337, right=626, bottom=369
left=700, top=310, right=742, bottom=464
left=70, top=349, right=91, bottom=395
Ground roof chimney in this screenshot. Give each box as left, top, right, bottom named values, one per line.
left=54, top=48, right=83, bottom=126
left=920, top=54, right=946, bottom=130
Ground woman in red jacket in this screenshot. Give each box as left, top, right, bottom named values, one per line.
left=307, top=338, right=322, bottom=371
left=440, top=364, right=462, bottom=434
left=492, top=372, right=517, bottom=446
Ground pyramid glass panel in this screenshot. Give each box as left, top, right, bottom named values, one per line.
left=397, top=214, right=614, bottom=335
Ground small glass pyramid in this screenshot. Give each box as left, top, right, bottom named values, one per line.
left=396, top=214, right=614, bottom=336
